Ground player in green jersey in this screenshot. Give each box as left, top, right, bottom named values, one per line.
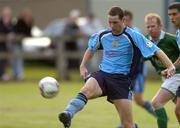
left=168, top=2, right=180, bottom=126
left=145, top=13, right=180, bottom=128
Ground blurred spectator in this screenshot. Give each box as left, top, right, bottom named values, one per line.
left=80, top=12, right=104, bottom=70
left=43, top=19, right=65, bottom=37
left=63, top=9, right=82, bottom=50
left=15, top=8, right=33, bottom=36
left=0, top=7, right=14, bottom=81
left=43, top=9, right=85, bottom=71
left=12, top=8, right=34, bottom=80
left=80, top=12, right=104, bottom=36
left=43, top=9, right=81, bottom=37
left=63, top=9, right=83, bottom=70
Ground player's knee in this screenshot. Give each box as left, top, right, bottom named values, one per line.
left=80, top=87, right=93, bottom=99
left=80, top=84, right=97, bottom=99
left=151, top=100, right=163, bottom=109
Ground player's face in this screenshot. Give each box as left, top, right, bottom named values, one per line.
left=108, top=15, right=124, bottom=35
left=168, top=8, right=180, bottom=28
left=145, top=18, right=161, bottom=40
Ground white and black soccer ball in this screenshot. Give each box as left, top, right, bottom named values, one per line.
left=39, top=76, right=59, bottom=98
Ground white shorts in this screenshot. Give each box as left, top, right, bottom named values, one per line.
left=161, top=74, right=180, bottom=95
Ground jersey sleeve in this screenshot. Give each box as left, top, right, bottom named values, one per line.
left=133, top=32, right=160, bottom=58
left=176, top=30, right=180, bottom=49
left=87, top=32, right=100, bottom=51
left=177, top=40, right=180, bottom=58
left=176, top=30, right=180, bottom=57
left=177, top=38, right=180, bottom=50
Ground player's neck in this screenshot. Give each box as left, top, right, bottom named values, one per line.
left=112, top=25, right=125, bottom=35
left=152, top=32, right=161, bottom=42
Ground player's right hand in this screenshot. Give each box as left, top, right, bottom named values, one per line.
left=80, top=65, right=88, bottom=79
left=161, top=65, right=176, bottom=78
left=167, top=65, right=176, bottom=78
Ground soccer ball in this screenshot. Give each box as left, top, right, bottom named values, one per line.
left=39, top=76, right=59, bottom=98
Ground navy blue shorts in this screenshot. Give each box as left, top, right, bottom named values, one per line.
left=90, top=70, right=132, bottom=102
left=176, top=85, right=180, bottom=97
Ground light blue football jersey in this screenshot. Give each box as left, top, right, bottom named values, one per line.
left=88, top=27, right=159, bottom=75
left=176, top=29, right=180, bottom=51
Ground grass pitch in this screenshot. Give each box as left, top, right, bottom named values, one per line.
left=0, top=65, right=178, bottom=128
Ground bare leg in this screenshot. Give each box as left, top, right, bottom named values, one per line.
left=175, top=97, right=180, bottom=123
left=134, top=92, right=144, bottom=106
left=152, top=88, right=174, bottom=128
left=113, top=99, right=133, bottom=128
left=152, top=88, right=173, bottom=109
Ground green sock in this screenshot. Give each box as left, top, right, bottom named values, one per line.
left=155, top=107, right=168, bottom=128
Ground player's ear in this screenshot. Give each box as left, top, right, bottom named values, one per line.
left=122, top=17, right=125, bottom=22
left=122, top=16, right=126, bottom=22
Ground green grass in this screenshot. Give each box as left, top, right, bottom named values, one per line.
left=0, top=65, right=178, bottom=128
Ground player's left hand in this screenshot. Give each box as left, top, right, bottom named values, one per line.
left=161, top=69, right=168, bottom=78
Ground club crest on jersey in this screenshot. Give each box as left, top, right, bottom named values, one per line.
left=146, top=40, right=153, bottom=47
left=112, top=40, right=118, bottom=48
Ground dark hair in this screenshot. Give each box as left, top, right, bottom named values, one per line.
left=168, top=2, right=180, bottom=11
left=108, top=6, right=124, bottom=19
left=124, top=10, right=133, bottom=20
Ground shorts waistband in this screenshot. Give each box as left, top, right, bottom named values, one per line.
left=100, top=70, right=129, bottom=77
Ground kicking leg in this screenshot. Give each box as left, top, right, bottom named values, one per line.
left=59, top=77, right=102, bottom=128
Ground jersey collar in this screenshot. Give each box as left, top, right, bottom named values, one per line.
left=149, top=30, right=165, bottom=44
left=112, top=26, right=127, bottom=36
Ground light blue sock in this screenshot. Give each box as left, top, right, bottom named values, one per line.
left=64, top=93, right=87, bottom=118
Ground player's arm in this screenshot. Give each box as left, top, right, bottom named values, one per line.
left=133, top=32, right=175, bottom=77
left=80, top=32, right=101, bottom=78
left=174, top=58, right=180, bottom=68
left=80, top=49, right=95, bottom=78
left=155, top=50, right=176, bottom=78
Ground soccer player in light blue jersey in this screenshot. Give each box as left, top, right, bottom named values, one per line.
left=58, top=6, right=175, bottom=128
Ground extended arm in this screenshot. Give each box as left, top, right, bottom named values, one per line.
left=80, top=49, right=95, bottom=78
left=155, top=50, right=176, bottom=77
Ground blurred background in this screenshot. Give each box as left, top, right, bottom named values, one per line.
left=0, top=0, right=177, bottom=80
left=0, top=0, right=179, bottom=128
left=0, top=0, right=175, bottom=32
